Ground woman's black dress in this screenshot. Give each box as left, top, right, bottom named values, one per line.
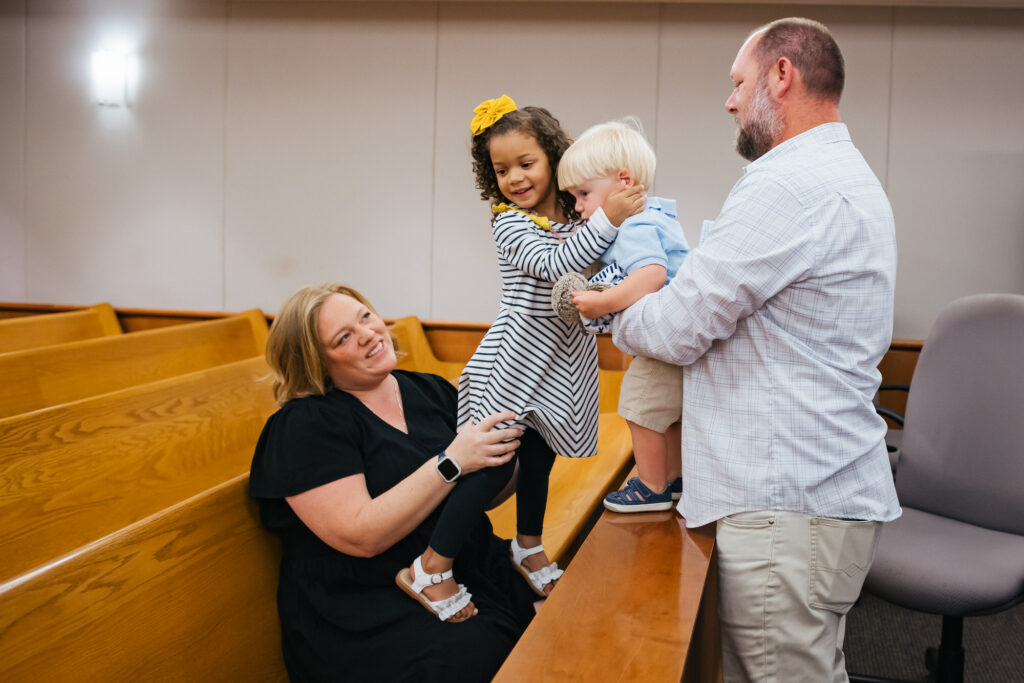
left=249, top=370, right=536, bottom=682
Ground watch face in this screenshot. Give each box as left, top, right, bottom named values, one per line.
left=437, top=457, right=460, bottom=481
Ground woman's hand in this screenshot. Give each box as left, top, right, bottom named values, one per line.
left=444, top=410, right=521, bottom=475
left=287, top=410, right=520, bottom=557
left=603, top=183, right=647, bottom=227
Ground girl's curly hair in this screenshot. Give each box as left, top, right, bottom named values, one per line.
left=471, top=106, right=579, bottom=223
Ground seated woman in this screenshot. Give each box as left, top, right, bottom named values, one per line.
left=250, top=283, right=540, bottom=682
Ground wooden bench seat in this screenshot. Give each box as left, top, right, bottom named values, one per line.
left=494, top=507, right=721, bottom=682
left=0, top=473, right=287, bottom=681
left=0, top=302, right=121, bottom=354
left=0, top=356, right=277, bottom=584
left=0, top=309, right=268, bottom=418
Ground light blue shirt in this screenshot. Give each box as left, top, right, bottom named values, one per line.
left=597, top=197, right=690, bottom=281
left=612, top=123, right=902, bottom=528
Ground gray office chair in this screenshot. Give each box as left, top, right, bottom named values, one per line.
left=850, top=293, right=1024, bottom=683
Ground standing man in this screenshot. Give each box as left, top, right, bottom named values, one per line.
left=611, top=18, right=901, bottom=682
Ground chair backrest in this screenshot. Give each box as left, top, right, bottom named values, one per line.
left=896, top=293, right=1024, bottom=535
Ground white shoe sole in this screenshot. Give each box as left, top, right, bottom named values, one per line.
left=603, top=498, right=673, bottom=513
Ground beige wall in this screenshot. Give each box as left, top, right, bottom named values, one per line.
left=1, top=1, right=1022, bottom=338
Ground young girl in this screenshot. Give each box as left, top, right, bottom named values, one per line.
left=458, top=95, right=640, bottom=596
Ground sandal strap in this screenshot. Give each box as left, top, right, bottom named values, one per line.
left=527, top=562, right=563, bottom=592
left=510, top=537, right=546, bottom=564
left=609, top=477, right=654, bottom=504
left=408, top=556, right=472, bottom=621
left=410, top=555, right=455, bottom=592
left=511, top=539, right=563, bottom=593
left=426, top=584, right=472, bottom=622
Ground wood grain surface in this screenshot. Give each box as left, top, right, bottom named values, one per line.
left=0, top=310, right=267, bottom=418
left=0, top=357, right=276, bottom=583
left=0, top=303, right=121, bottom=354
left=494, top=512, right=718, bottom=682
left=0, top=474, right=287, bottom=682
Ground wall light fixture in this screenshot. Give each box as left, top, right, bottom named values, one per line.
left=91, top=50, right=128, bottom=107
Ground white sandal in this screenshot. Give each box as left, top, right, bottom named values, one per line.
left=396, top=555, right=473, bottom=622
left=510, top=538, right=563, bottom=597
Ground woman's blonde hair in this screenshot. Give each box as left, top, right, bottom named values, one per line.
left=557, top=117, right=656, bottom=190
left=266, top=283, right=380, bottom=405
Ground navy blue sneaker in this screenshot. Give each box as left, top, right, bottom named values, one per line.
left=603, top=477, right=673, bottom=513
left=669, top=477, right=682, bottom=501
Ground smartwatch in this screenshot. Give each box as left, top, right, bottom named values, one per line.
left=436, top=451, right=461, bottom=483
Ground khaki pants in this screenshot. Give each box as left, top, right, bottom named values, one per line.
left=715, top=510, right=882, bottom=683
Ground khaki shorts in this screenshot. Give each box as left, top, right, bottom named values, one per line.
left=617, top=355, right=683, bottom=432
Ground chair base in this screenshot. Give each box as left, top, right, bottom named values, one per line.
left=848, top=615, right=964, bottom=683
left=925, top=615, right=964, bottom=683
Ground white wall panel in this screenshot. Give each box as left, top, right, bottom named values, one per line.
left=432, top=2, right=660, bottom=322
left=3, top=1, right=1022, bottom=340
left=224, top=1, right=438, bottom=318
left=24, top=0, right=227, bottom=309
left=0, top=0, right=26, bottom=301
left=888, top=7, right=1024, bottom=337
left=657, top=5, right=893, bottom=250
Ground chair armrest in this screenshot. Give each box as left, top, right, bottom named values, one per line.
left=875, top=405, right=905, bottom=427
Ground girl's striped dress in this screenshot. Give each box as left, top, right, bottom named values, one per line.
left=457, top=205, right=618, bottom=458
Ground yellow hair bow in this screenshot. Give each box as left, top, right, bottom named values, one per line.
left=471, top=95, right=517, bottom=136
left=492, top=203, right=552, bottom=231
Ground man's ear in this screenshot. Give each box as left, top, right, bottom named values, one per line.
left=773, top=56, right=794, bottom=97
left=617, top=168, right=635, bottom=187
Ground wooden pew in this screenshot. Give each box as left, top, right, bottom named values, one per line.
left=0, top=309, right=268, bottom=418
left=0, top=473, right=287, bottom=682
left=0, top=303, right=121, bottom=354
left=389, top=315, right=465, bottom=384
left=494, top=507, right=721, bottom=683
left=0, top=357, right=277, bottom=584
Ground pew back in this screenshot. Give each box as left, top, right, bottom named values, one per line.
left=0, top=303, right=121, bottom=354
left=389, top=315, right=464, bottom=384
left=0, top=474, right=287, bottom=682
left=0, top=309, right=268, bottom=418
left=0, top=357, right=277, bottom=584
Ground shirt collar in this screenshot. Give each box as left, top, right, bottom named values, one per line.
left=743, top=122, right=850, bottom=174
left=645, top=196, right=677, bottom=218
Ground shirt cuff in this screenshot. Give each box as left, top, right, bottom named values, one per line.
left=623, top=256, right=668, bottom=275
left=587, top=207, right=619, bottom=240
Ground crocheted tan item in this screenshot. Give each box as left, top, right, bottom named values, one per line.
left=551, top=272, right=610, bottom=327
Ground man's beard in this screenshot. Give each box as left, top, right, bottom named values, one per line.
left=735, top=78, right=783, bottom=161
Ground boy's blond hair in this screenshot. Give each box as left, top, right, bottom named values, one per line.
left=558, top=117, right=656, bottom=190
